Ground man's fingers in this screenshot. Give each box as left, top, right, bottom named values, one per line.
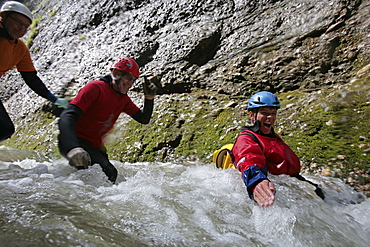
left=147, top=82, right=156, bottom=90
left=253, top=181, right=275, bottom=207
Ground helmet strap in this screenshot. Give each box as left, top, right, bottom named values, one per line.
left=248, top=108, right=258, bottom=123
left=109, top=74, right=123, bottom=93
left=111, top=73, right=122, bottom=83
left=112, top=75, right=122, bottom=82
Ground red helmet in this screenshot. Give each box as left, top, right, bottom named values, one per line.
left=110, top=57, right=139, bottom=77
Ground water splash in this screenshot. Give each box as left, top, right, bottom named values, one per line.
left=0, top=157, right=369, bottom=246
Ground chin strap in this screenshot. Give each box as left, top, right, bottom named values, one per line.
left=111, top=74, right=122, bottom=83
left=110, top=74, right=125, bottom=95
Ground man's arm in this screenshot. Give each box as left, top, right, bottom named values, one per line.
left=58, top=104, right=84, bottom=152
left=233, top=134, right=273, bottom=205
left=20, top=71, right=68, bottom=108
left=130, top=98, right=154, bottom=124
left=20, top=71, right=56, bottom=101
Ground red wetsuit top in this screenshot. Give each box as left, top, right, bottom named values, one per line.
left=70, top=80, right=140, bottom=147
left=232, top=128, right=301, bottom=198
left=232, top=129, right=301, bottom=175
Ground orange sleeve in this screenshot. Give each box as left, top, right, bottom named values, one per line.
left=15, top=39, right=36, bottom=72
left=0, top=37, right=35, bottom=75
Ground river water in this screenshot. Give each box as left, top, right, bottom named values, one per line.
left=0, top=146, right=369, bottom=247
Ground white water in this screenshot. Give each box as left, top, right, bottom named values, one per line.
left=0, top=146, right=369, bottom=247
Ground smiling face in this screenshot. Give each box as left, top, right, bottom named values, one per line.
left=249, top=106, right=278, bottom=135
left=1, top=12, right=31, bottom=39
left=111, top=68, right=137, bottom=94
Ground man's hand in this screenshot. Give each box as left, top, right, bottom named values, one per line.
left=66, top=147, right=91, bottom=169
left=143, top=76, right=157, bottom=100
left=253, top=180, right=276, bottom=207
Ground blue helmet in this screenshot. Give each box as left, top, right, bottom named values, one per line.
left=247, top=91, right=280, bottom=110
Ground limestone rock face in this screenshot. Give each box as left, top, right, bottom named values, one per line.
left=0, top=0, right=369, bottom=167
left=2, top=1, right=369, bottom=104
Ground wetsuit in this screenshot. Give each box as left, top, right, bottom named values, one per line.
left=58, top=75, right=154, bottom=183
left=232, top=122, right=301, bottom=199
left=0, top=24, right=58, bottom=142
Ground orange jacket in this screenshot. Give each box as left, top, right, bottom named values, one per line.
left=0, top=25, right=35, bottom=76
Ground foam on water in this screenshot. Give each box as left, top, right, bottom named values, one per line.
left=0, top=157, right=369, bottom=246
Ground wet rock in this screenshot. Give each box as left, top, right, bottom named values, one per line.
left=325, top=120, right=334, bottom=126
left=337, top=155, right=346, bottom=160
left=322, top=168, right=332, bottom=176
left=347, top=176, right=354, bottom=183
left=356, top=64, right=370, bottom=77
left=224, top=101, right=238, bottom=108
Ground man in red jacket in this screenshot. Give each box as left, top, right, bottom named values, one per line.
left=232, top=91, right=301, bottom=207
left=58, top=57, right=157, bottom=183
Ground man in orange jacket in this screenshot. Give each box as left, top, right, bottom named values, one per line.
left=0, top=1, right=68, bottom=142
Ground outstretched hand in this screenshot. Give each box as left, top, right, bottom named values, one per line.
left=253, top=180, right=276, bottom=207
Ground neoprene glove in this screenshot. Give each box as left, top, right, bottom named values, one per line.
left=66, top=147, right=91, bottom=169
left=143, top=77, right=157, bottom=99
left=54, top=98, right=69, bottom=109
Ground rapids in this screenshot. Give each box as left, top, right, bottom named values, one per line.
left=0, top=146, right=369, bottom=247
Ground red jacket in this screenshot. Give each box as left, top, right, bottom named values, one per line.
left=70, top=80, right=140, bottom=147
left=232, top=130, right=301, bottom=175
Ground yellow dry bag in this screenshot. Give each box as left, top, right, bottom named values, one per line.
left=213, top=144, right=235, bottom=169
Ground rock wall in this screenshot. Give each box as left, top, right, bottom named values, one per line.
left=3, top=0, right=369, bottom=101
left=1, top=0, right=369, bottom=175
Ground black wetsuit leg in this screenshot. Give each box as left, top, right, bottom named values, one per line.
left=58, top=137, right=118, bottom=183
left=0, top=100, right=15, bottom=142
